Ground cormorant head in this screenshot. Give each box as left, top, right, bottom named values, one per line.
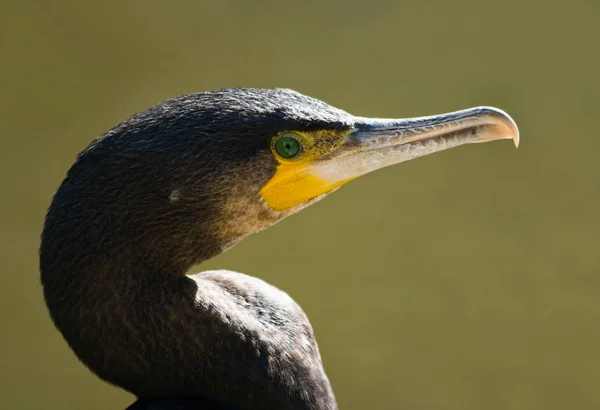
left=49, top=88, right=518, bottom=272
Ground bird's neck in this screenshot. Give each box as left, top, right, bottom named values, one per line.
left=39, top=175, right=220, bottom=389
left=40, top=188, right=338, bottom=410
left=41, top=246, right=339, bottom=410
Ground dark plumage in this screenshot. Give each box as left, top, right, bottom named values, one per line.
left=40, top=88, right=518, bottom=410
left=41, top=89, right=347, bottom=410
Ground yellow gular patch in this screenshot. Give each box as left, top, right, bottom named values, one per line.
left=260, top=129, right=353, bottom=211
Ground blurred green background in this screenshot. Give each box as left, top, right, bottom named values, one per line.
left=1, top=1, right=599, bottom=409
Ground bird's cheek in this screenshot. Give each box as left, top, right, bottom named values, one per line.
left=259, top=163, right=351, bottom=211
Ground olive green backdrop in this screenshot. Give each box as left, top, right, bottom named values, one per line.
left=1, top=1, right=598, bottom=409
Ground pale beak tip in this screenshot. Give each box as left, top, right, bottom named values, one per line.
left=506, top=113, right=520, bottom=149
left=478, top=106, right=520, bottom=149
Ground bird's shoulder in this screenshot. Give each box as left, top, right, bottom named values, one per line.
left=187, top=269, right=315, bottom=345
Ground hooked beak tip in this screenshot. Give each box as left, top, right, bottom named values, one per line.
left=477, top=106, right=520, bottom=148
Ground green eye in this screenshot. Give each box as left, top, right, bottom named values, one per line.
left=274, top=133, right=302, bottom=159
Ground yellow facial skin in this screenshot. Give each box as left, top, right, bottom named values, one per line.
left=259, top=129, right=354, bottom=211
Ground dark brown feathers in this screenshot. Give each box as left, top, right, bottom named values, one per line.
left=40, top=89, right=346, bottom=410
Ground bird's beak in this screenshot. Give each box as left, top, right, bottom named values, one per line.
left=313, top=106, right=519, bottom=184
left=260, top=106, right=519, bottom=211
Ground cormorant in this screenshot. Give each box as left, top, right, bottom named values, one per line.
left=39, top=88, right=519, bottom=410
